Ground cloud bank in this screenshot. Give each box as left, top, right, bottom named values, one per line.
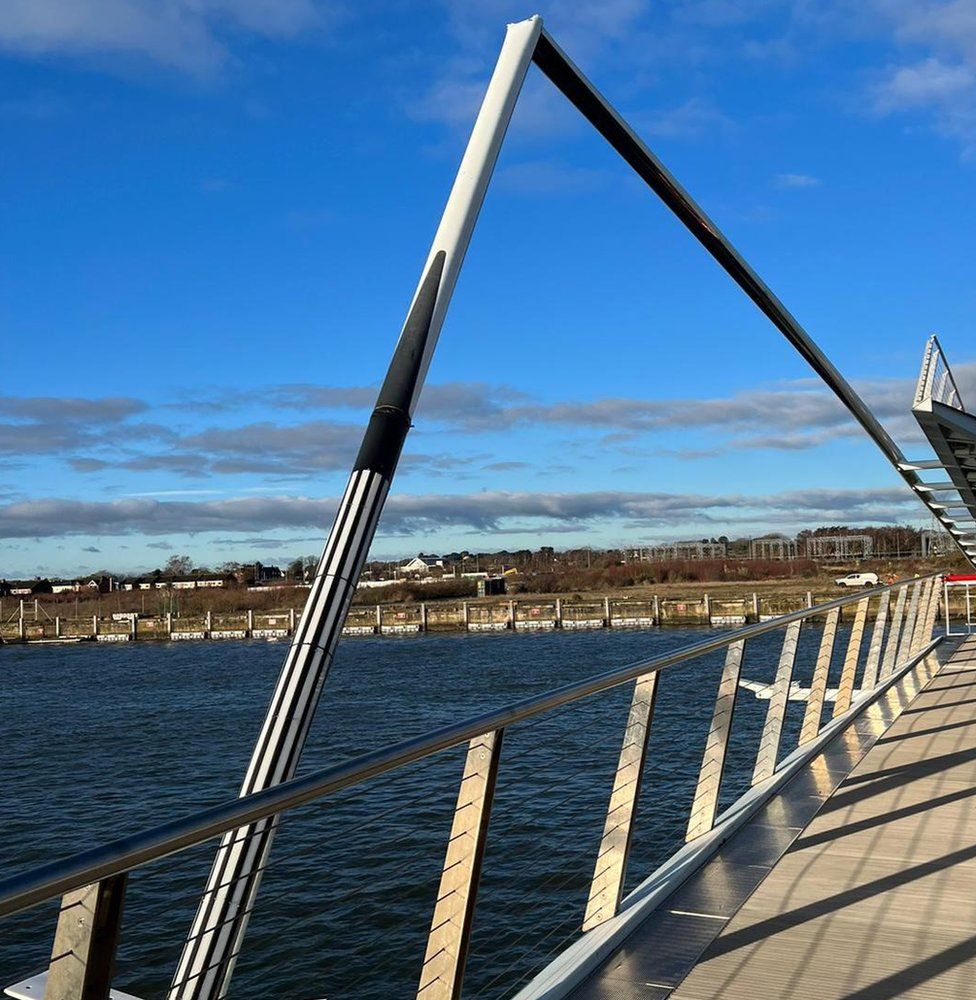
left=0, top=486, right=922, bottom=540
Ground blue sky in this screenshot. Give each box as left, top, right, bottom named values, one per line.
left=2, top=0, right=976, bottom=577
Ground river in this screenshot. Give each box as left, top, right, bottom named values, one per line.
left=1, top=624, right=845, bottom=998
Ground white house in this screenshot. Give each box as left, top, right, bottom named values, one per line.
left=401, top=555, right=444, bottom=574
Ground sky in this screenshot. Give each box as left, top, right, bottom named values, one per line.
left=2, top=0, right=976, bottom=578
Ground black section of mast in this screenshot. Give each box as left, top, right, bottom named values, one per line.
left=354, top=250, right=446, bottom=477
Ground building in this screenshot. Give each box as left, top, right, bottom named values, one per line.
left=644, top=541, right=728, bottom=561
left=253, top=562, right=283, bottom=583
left=749, top=535, right=798, bottom=560
left=3, top=579, right=52, bottom=596
left=401, top=555, right=445, bottom=575
left=804, top=535, right=873, bottom=559
left=122, top=573, right=234, bottom=591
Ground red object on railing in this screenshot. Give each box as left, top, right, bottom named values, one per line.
left=945, top=574, right=976, bottom=582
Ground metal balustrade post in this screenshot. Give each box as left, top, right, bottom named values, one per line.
left=686, top=640, right=746, bottom=840
left=417, top=730, right=503, bottom=1000
left=896, top=581, right=922, bottom=665
left=861, top=593, right=889, bottom=689
left=927, top=576, right=943, bottom=638
left=44, top=875, right=127, bottom=1000
left=925, top=576, right=940, bottom=640
left=908, top=579, right=929, bottom=653
left=583, top=672, right=660, bottom=930
left=880, top=585, right=909, bottom=680
left=833, top=596, right=869, bottom=717
left=911, top=578, right=935, bottom=653
left=799, top=607, right=839, bottom=745
left=751, top=621, right=802, bottom=785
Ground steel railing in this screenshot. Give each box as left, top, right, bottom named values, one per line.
left=915, top=334, right=964, bottom=410
left=0, top=572, right=944, bottom=999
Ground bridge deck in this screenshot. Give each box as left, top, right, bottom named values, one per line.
left=571, top=635, right=976, bottom=1000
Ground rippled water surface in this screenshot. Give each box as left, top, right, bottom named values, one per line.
left=1, top=625, right=848, bottom=998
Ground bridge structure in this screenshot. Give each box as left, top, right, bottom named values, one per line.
left=4, top=13, right=976, bottom=1000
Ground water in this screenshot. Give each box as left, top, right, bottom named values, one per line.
left=0, top=625, right=850, bottom=998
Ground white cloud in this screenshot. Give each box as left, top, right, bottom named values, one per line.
left=0, top=485, right=925, bottom=540
left=874, top=56, right=974, bottom=110
left=642, top=97, right=734, bottom=139
left=407, top=1, right=652, bottom=138
left=0, top=0, right=332, bottom=78
left=774, top=172, right=822, bottom=188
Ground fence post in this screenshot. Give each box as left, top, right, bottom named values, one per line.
left=166, top=612, right=173, bottom=638
left=420, top=602, right=428, bottom=631
left=752, top=592, right=759, bottom=619
left=653, top=594, right=660, bottom=625
left=55, top=616, right=61, bottom=638
left=92, top=615, right=98, bottom=638
left=247, top=609, right=254, bottom=635
left=686, top=640, right=746, bottom=840
left=583, top=672, right=660, bottom=930
left=555, top=597, right=562, bottom=627
left=604, top=596, right=611, bottom=625
left=45, top=875, right=128, bottom=1000
left=416, top=730, right=503, bottom=1000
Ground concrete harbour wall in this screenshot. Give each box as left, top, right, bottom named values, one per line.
left=0, top=589, right=923, bottom=644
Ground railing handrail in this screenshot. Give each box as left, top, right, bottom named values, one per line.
left=915, top=334, right=963, bottom=410
left=0, top=572, right=941, bottom=920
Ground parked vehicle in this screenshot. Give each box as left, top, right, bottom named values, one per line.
left=835, top=572, right=880, bottom=588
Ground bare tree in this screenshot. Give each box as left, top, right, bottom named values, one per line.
left=163, top=554, right=194, bottom=576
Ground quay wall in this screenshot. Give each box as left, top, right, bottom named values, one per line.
left=0, top=588, right=943, bottom=644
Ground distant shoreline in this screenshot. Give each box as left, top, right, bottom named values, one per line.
left=2, top=578, right=933, bottom=646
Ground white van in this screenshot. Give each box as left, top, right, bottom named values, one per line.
left=835, top=572, right=880, bottom=588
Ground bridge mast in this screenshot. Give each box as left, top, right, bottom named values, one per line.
left=169, top=17, right=543, bottom=998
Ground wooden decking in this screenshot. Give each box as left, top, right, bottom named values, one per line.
left=571, top=635, right=976, bottom=1000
